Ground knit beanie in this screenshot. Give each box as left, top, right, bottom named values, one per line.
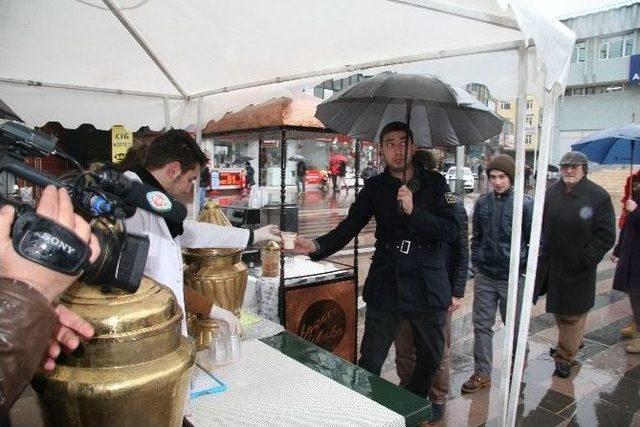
left=487, top=154, right=515, bottom=183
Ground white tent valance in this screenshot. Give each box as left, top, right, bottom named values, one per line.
left=0, top=0, right=573, bottom=130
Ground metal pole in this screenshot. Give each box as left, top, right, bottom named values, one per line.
left=499, top=42, right=528, bottom=426
left=278, top=129, right=287, bottom=325
left=506, top=83, right=558, bottom=427
left=163, top=98, right=171, bottom=131
left=455, top=145, right=465, bottom=195
left=354, top=138, right=361, bottom=361
left=193, top=98, right=203, bottom=218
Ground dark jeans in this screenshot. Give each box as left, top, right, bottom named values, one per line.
left=359, top=306, right=447, bottom=398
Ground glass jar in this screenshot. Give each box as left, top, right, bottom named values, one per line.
left=261, top=240, right=280, bottom=278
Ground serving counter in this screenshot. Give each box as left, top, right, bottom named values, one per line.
left=188, top=318, right=432, bottom=427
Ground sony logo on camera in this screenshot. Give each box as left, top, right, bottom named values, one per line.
left=34, top=231, right=76, bottom=255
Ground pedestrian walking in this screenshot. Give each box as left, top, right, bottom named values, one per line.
left=534, top=151, right=616, bottom=378
left=329, top=160, right=340, bottom=192
left=296, top=160, right=307, bottom=193
left=612, top=171, right=640, bottom=352
left=199, top=164, right=211, bottom=210
left=361, top=161, right=379, bottom=182
left=244, top=161, right=255, bottom=193
left=462, top=154, right=534, bottom=393
left=394, top=149, right=469, bottom=423
left=293, top=122, right=458, bottom=424
left=338, top=160, right=347, bottom=190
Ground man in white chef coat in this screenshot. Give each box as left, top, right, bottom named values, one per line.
left=124, top=129, right=280, bottom=335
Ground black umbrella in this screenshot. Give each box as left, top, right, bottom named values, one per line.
left=315, top=73, right=503, bottom=183
left=232, top=156, right=254, bottom=165
left=0, top=98, right=22, bottom=122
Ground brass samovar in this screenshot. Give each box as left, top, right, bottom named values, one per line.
left=183, top=201, right=248, bottom=350
left=32, top=278, right=195, bottom=427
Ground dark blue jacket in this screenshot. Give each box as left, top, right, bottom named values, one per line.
left=311, top=166, right=458, bottom=312
left=471, top=189, right=533, bottom=281
left=447, top=196, right=469, bottom=298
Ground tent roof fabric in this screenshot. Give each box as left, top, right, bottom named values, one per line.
left=0, top=0, right=574, bottom=130
left=203, top=95, right=327, bottom=135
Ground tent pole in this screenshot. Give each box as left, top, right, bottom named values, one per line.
left=454, top=146, right=464, bottom=195
left=190, top=41, right=521, bottom=99
left=193, top=98, right=203, bottom=218
left=163, top=98, right=171, bottom=131
left=506, top=82, right=559, bottom=427
left=101, top=0, right=188, bottom=99
left=499, top=42, right=528, bottom=426
left=631, top=140, right=635, bottom=175
left=386, top=0, right=520, bottom=30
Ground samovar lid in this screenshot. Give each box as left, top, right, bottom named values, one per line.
left=263, top=240, right=280, bottom=251
left=57, top=277, right=182, bottom=367
left=198, top=201, right=232, bottom=226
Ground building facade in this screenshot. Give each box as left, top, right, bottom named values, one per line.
left=554, top=2, right=640, bottom=163
left=495, top=94, right=542, bottom=164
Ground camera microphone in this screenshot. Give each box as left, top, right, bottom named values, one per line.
left=120, top=181, right=187, bottom=223
left=93, top=168, right=187, bottom=223
left=89, top=195, right=113, bottom=216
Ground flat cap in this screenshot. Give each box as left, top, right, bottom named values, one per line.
left=559, top=151, right=588, bottom=165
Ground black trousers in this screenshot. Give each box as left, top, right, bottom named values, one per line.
left=358, top=306, right=447, bottom=398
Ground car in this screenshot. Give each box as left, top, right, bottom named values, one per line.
left=445, top=166, right=475, bottom=193
left=440, top=161, right=456, bottom=176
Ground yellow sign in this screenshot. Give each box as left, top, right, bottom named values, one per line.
left=111, top=125, right=133, bottom=163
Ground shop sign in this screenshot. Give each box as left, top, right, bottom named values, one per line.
left=305, top=169, right=325, bottom=184
left=262, top=139, right=279, bottom=147
left=211, top=169, right=243, bottom=189
left=111, top=125, right=132, bottom=163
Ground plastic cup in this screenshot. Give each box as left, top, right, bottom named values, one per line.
left=229, top=334, right=241, bottom=360
left=282, top=231, right=297, bottom=250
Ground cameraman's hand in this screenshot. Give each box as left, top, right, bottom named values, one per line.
left=41, top=305, right=94, bottom=372
left=209, top=305, right=242, bottom=336
left=0, top=186, right=100, bottom=302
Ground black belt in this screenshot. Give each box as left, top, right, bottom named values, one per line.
left=377, top=240, right=434, bottom=254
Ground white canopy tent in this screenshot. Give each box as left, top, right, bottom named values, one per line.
left=0, top=1, right=574, bottom=425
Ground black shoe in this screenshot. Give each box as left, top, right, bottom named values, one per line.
left=426, top=403, right=445, bottom=424
left=554, top=360, right=571, bottom=378
left=549, top=341, right=585, bottom=357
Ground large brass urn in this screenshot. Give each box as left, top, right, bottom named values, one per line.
left=32, top=278, right=195, bottom=427
left=184, top=201, right=248, bottom=350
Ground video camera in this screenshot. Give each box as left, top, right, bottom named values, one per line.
left=0, top=120, right=187, bottom=293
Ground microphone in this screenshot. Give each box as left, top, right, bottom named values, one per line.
left=120, top=181, right=187, bottom=223
left=93, top=167, right=187, bottom=223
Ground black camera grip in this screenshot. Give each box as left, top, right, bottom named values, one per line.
left=11, top=211, right=89, bottom=275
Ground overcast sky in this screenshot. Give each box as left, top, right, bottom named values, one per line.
left=543, top=0, right=636, bottom=17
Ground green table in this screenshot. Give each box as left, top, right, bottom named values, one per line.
left=261, top=332, right=431, bottom=426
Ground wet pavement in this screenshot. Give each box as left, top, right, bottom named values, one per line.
left=200, top=184, right=638, bottom=426
left=10, top=184, right=637, bottom=426
left=292, top=186, right=639, bottom=426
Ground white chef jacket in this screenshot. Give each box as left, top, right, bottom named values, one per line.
left=123, top=171, right=250, bottom=335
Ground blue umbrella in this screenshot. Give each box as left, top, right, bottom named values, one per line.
left=571, top=124, right=640, bottom=174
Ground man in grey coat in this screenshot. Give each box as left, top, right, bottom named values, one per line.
left=535, top=151, right=615, bottom=378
